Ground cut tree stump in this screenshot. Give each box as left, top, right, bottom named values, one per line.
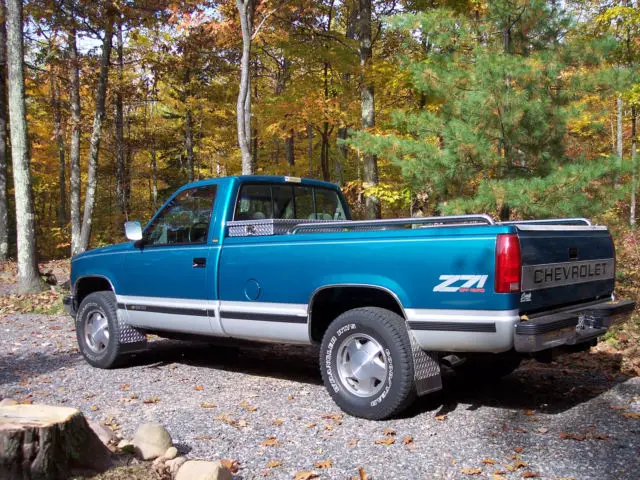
left=0, top=404, right=112, bottom=479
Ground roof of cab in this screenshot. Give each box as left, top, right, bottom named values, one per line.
left=180, top=175, right=341, bottom=191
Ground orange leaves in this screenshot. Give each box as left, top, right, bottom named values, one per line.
left=143, top=397, right=160, bottom=404
left=460, top=467, right=482, bottom=475
left=261, top=436, right=280, bottom=447
left=220, top=459, right=239, bottom=473
left=200, top=402, right=217, bottom=408
left=374, top=437, right=395, bottom=445
left=435, top=414, right=447, bottom=421
left=294, top=472, right=319, bottom=480
left=194, top=385, right=204, bottom=391
left=267, top=460, right=281, bottom=468
left=314, top=459, right=332, bottom=469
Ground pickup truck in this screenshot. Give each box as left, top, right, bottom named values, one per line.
left=64, top=175, right=635, bottom=420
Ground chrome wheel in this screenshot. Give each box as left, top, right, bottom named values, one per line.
left=85, top=310, right=110, bottom=354
left=336, top=333, right=388, bottom=397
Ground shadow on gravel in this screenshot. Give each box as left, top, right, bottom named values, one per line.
left=125, top=340, right=630, bottom=418
left=0, top=351, right=82, bottom=386
left=126, top=339, right=323, bottom=386
left=406, top=352, right=629, bottom=417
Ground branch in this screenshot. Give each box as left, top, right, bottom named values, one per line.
left=252, top=0, right=289, bottom=41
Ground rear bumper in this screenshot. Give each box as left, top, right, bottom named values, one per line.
left=63, top=295, right=76, bottom=317
left=514, top=299, right=635, bottom=353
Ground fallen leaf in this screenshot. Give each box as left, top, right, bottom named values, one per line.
left=267, top=460, right=281, bottom=468
left=195, top=435, right=213, bottom=440
left=621, top=412, right=640, bottom=419
left=523, top=410, right=535, bottom=416
left=247, top=406, right=258, bottom=412
left=460, top=467, right=482, bottom=475
left=90, top=405, right=99, bottom=411
left=220, top=459, right=239, bottom=473
left=324, top=423, right=334, bottom=431
left=314, top=460, right=332, bottom=469
left=287, top=395, right=294, bottom=401
left=493, top=475, right=506, bottom=480
left=383, top=428, right=396, bottom=436
left=521, top=473, right=540, bottom=478
left=358, top=466, right=368, bottom=480
left=515, top=460, right=528, bottom=469
left=402, top=435, right=414, bottom=445
left=375, top=437, right=395, bottom=445
left=593, top=433, right=610, bottom=440
left=560, top=432, right=585, bottom=441
left=514, top=447, right=524, bottom=453
left=294, top=472, right=318, bottom=480
left=200, top=402, right=217, bottom=408
left=143, top=397, right=160, bottom=404
left=130, top=393, right=138, bottom=400
left=322, top=413, right=344, bottom=421
left=237, top=419, right=248, bottom=428
left=262, top=436, right=280, bottom=447
left=272, top=418, right=284, bottom=426
left=505, top=464, right=515, bottom=472
left=119, top=384, right=130, bottom=391
left=493, top=470, right=507, bottom=475
left=347, top=439, right=359, bottom=447
left=515, top=427, right=527, bottom=433
left=239, top=400, right=249, bottom=407
left=435, top=414, right=447, bottom=421
left=194, top=385, right=204, bottom=391
left=482, top=458, right=497, bottom=465
left=306, top=423, right=317, bottom=429
left=535, top=427, right=548, bottom=434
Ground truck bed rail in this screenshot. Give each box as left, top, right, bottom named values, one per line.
left=498, top=218, right=592, bottom=226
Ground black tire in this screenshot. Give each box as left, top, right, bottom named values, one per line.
left=453, top=351, right=522, bottom=380
left=319, top=307, right=415, bottom=420
left=76, top=291, right=126, bottom=369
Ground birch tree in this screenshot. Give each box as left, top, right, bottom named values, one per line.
left=236, top=0, right=255, bottom=175
left=6, top=0, right=43, bottom=292
left=68, top=16, right=82, bottom=255
left=0, top=0, right=9, bottom=261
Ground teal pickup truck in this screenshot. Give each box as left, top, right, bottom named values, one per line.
left=64, top=175, right=635, bottom=419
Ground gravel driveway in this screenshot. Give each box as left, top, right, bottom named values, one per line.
left=1, top=312, right=640, bottom=479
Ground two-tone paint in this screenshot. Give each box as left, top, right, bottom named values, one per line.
left=69, top=176, right=618, bottom=355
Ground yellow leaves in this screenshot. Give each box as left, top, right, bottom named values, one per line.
left=374, top=437, right=395, bottom=445
left=143, top=397, right=160, bottom=404
left=90, top=405, right=99, bottom=411
left=435, top=414, right=448, bottom=421
left=194, top=385, right=204, bottom=391
left=267, top=460, right=281, bottom=468
left=294, top=472, right=319, bottom=480
left=261, top=436, right=280, bottom=447
left=383, top=428, right=396, bottom=436
left=346, top=439, right=359, bottom=447
left=314, top=459, right=332, bottom=469
left=214, top=413, right=246, bottom=428
left=200, top=402, right=217, bottom=408
left=482, top=458, right=497, bottom=465
left=401, top=435, right=414, bottom=446
left=460, top=467, right=482, bottom=475
left=220, top=459, right=239, bottom=473
left=621, top=412, right=640, bottom=419
left=272, top=418, right=284, bottom=426
left=357, top=467, right=368, bottom=480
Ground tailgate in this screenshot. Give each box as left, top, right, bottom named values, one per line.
left=517, top=226, right=615, bottom=313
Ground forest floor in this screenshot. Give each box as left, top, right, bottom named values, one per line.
left=1, top=261, right=640, bottom=479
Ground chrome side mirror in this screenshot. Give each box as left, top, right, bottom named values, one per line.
left=124, top=221, right=143, bottom=241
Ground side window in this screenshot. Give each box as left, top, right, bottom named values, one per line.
left=235, top=184, right=273, bottom=220
left=145, top=185, right=217, bottom=246
left=314, top=189, right=346, bottom=220
left=294, top=186, right=314, bottom=219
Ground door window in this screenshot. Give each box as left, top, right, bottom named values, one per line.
left=145, top=185, right=217, bottom=245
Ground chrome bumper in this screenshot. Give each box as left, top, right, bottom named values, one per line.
left=514, top=299, right=635, bottom=353
left=63, top=295, right=76, bottom=317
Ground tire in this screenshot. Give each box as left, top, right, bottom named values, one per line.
left=319, top=307, right=415, bottom=420
left=453, top=351, right=522, bottom=380
left=76, top=291, right=126, bottom=369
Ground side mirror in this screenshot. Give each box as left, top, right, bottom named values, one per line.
left=124, top=221, right=143, bottom=241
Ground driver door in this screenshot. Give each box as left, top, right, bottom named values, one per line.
left=117, top=184, right=224, bottom=336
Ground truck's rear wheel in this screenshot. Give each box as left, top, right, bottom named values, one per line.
left=76, top=291, right=126, bottom=369
left=319, top=307, right=415, bottom=420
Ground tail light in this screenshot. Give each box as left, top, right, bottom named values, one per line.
left=495, top=234, right=521, bottom=293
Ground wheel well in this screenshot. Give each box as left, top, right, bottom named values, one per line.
left=75, top=277, right=113, bottom=306
left=309, top=286, right=405, bottom=343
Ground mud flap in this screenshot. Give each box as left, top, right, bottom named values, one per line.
left=408, top=330, right=442, bottom=396
left=117, top=310, right=147, bottom=353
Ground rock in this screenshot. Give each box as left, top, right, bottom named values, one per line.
left=165, top=446, right=178, bottom=460
left=166, top=456, right=187, bottom=476
left=0, top=398, right=18, bottom=406
left=89, top=421, right=116, bottom=446
left=132, top=423, right=173, bottom=460
left=175, top=460, right=232, bottom=480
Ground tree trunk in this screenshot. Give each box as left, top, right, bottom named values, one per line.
left=307, top=124, right=313, bottom=177
left=79, top=18, right=114, bottom=253
left=285, top=129, right=294, bottom=167
left=0, top=404, right=112, bottom=479
left=150, top=148, right=158, bottom=209
left=68, top=24, right=82, bottom=256
left=6, top=0, right=43, bottom=293
left=0, top=0, right=9, bottom=261
left=236, top=0, right=254, bottom=174
left=359, top=0, right=380, bottom=219
left=115, top=20, right=126, bottom=214
left=631, top=105, right=637, bottom=227
left=184, top=108, right=194, bottom=182
left=49, top=72, right=66, bottom=227
left=616, top=95, right=623, bottom=186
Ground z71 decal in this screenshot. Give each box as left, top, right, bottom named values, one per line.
left=433, top=275, right=488, bottom=293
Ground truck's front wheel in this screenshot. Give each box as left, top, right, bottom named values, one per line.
left=76, top=291, right=126, bottom=369
left=319, top=307, right=415, bottom=420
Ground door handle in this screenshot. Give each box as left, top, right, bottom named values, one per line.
left=193, top=257, right=206, bottom=268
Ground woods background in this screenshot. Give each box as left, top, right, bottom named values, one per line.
left=0, top=0, right=638, bottom=296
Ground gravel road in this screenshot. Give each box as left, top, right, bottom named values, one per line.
left=1, top=312, right=640, bottom=480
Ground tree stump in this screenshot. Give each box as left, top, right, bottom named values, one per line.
left=0, top=404, right=112, bottom=479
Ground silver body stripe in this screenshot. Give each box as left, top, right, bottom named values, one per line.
left=406, top=309, right=519, bottom=353
left=515, top=225, right=607, bottom=231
